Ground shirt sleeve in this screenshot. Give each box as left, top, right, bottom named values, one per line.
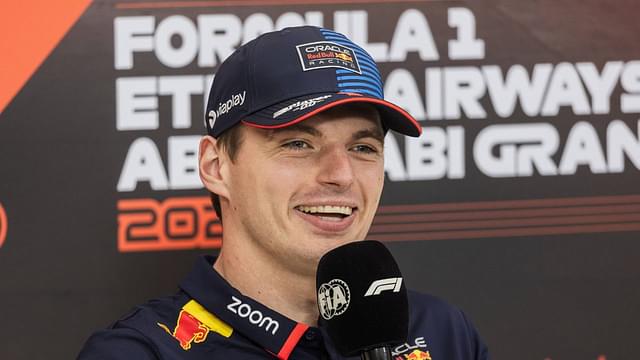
left=460, top=310, right=490, bottom=360
left=77, top=327, right=160, bottom=360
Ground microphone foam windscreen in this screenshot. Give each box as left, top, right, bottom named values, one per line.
left=316, top=240, right=408, bottom=356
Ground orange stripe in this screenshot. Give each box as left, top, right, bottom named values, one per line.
left=277, top=323, right=309, bottom=359
left=370, top=213, right=640, bottom=233
left=367, top=195, right=640, bottom=241
left=372, top=204, right=640, bottom=224
left=0, top=0, right=92, bottom=114
left=0, top=203, right=7, bottom=248
left=376, top=194, right=640, bottom=214
left=115, top=0, right=447, bottom=10
left=367, top=222, right=640, bottom=242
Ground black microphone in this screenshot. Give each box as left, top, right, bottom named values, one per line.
left=316, top=240, right=408, bottom=360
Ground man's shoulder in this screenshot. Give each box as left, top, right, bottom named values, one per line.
left=407, top=290, right=466, bottom=321
left=403, top=290, right=490, bottom=360
left=106, top=292, right=189, bottom=333
left=406, top=289, right=480, bottom=333
left=78, top=292, right=189, bottom=359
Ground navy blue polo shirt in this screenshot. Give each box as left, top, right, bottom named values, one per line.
left=78, top=256, right=489, bottom=360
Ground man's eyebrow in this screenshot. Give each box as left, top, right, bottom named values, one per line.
left=351, top=128, right=385, bottom=143
left=265, top=123, right=321, bottom=140
left=266, top=123, right=383, bottom=143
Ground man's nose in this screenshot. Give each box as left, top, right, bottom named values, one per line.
left=316, top=146, right=355, bottom=190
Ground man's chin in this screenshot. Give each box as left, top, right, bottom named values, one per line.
left=318, top=236, right=362, bottom=255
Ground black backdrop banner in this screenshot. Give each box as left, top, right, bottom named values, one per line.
left=1, top=1, right=639, bottom=359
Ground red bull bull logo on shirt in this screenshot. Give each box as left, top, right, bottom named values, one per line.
left=404, top=350, right=432, bottom=360
left=158, top=299, right=232, bottom=350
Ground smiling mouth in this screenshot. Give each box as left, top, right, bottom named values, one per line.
left=295, top=205, right=355, bottom=220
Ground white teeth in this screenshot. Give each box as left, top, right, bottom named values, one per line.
left=297, top=205, right=353, bottom=215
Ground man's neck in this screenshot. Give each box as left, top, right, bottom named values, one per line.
left=213, top=241, right=320, bottom=326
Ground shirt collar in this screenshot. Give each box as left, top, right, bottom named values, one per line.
left=179, top=255, right=309, bottom=359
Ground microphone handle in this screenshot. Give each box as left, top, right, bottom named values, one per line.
left=361, top=347, right=392, bottom=360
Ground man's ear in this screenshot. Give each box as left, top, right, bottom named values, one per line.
left=199, top=135, right=231, bottom=200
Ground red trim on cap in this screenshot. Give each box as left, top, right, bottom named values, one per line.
left=277, top=323, right=309, bottom=359
left=242, top=97, right=422, bottom=136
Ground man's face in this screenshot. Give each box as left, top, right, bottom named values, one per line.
left=222, top=105, right=385, bottom=276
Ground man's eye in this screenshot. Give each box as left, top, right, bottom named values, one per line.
left=352, top=144, right=378, bottom=154
left=283, top=140, right=310, bottom=150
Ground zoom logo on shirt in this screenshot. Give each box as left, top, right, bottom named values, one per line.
left=227, top=296, right=280, bottom=335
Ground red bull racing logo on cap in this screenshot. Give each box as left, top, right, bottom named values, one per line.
left=296, top=41, right=361, bottom=74
left=158, top=300, right=232, bottom=351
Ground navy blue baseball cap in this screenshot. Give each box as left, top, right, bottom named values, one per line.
left=205, top=26, right=421, bottom=138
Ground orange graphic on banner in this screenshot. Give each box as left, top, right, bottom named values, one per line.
left=117, top=196, right=222, bottom=252
left=0, top=202, right=7, bottom=248
left=0, top=0, right=91, bottom=114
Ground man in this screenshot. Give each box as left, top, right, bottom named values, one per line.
left=79, top=26, right=489, bottom=359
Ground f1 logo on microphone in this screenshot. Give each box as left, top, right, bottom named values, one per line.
left=364, top=277, right=403, bottom=296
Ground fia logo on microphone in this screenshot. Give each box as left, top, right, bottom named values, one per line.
left=317, top=279, right=351, bottom=320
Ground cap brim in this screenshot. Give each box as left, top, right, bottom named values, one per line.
left=242, top=93, right=422, bottom=137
